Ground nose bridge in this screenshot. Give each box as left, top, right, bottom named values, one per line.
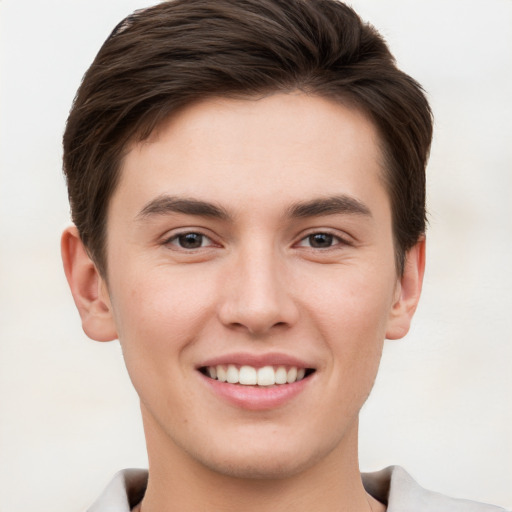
left=218, top=237, right=297, bottom=334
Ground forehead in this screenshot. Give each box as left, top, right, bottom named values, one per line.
left=114, top=92, right=388, bottom=219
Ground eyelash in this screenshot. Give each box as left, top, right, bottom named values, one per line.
left=164, top=230, right=350, bottom=251
left=295, top=232, right=349, bottom=249
left=165, top=231, right=217, bottom=250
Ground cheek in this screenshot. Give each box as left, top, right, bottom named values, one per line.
left=108, top=266, right=218, bottom=367
left=307, top=265, right=396, bottom=338
left=302, top=264, right=396, bottom=387
left=107, top=269, right=218, bottom=419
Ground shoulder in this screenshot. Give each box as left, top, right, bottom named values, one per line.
left=362, top=466, right=509, bottom=512
left=87, top=468, right=148, bottom=512
left=87, top=466, right=509, bottom=512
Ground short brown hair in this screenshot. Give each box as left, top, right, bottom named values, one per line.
left=63, top=0, right=433, bottom=276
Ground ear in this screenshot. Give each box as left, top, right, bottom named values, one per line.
left=385, top=238, right=426, bottom=340
left=61, top=225, right=118, bottom=342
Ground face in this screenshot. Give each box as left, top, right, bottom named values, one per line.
left=95, top=93, right=417, bottom=479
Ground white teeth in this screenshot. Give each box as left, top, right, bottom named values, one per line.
left=286, top=366, right=297, bottom=383
left=257, top=366, right=275, bottom=386
left=275, top=366, right=287, bottom=384
left=239, top=365, right=257, bottom=385
left=226, top=364, right=239, bottom=384
left=217, top=365, right=227, bottom=382
left=206, top=364, right=310, bottom=386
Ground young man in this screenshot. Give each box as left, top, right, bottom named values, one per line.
left=60, top=1, right=506, bottom=511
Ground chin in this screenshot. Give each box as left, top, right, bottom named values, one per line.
left=202, top=454, right=315, bottom=480
left=186, top=434, right=341, bottom=481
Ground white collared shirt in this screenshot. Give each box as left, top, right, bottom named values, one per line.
left=87, top=466, right=508, bottom=511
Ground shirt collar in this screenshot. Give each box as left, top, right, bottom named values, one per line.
left=87, top=465, right=505, bottom=512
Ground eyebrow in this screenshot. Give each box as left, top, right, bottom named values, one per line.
left=136, top=194, right=371, bottom=223
left=287, top=195, right=372, bottom=218
left=137, top=195, right=231, bottom=221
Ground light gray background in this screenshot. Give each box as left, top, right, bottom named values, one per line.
left=1, top=1, right=511, bottom=511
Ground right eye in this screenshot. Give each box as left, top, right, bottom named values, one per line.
left=166, top=232, right=214, bottom=250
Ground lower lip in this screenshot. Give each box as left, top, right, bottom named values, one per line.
left=200, top=373, right=312, bottom=411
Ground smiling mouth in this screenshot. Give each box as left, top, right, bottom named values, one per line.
left=199, top=365, right=315, bottom=386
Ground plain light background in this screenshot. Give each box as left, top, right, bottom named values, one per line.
left=0, top=1, right=511, bottom=511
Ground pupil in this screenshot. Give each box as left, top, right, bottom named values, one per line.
left=179, top=233, right=202, bottom=248
left=310, top=233, right=333, bottom=248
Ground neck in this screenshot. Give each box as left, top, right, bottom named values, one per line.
left=140, top=414, right=378, bottom=512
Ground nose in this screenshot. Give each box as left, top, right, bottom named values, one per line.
left=217, top=244, right=299, bottom=336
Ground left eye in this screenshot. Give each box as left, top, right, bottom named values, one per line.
left=297, top=233, right=341, bottom=249
left=168, top=232, right=213, bottom=249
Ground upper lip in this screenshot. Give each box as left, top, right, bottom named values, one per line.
left=197, top=352, right=315, bottom=369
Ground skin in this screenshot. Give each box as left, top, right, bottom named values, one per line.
left=62, top=92, right=425, bottom=512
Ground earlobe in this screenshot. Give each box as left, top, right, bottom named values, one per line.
left=385, top=238, right=426, bottom=340
left=61, top=226, right=118, bottom=342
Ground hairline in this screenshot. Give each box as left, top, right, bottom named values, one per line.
left=93, top=90, right=410, bottom=280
